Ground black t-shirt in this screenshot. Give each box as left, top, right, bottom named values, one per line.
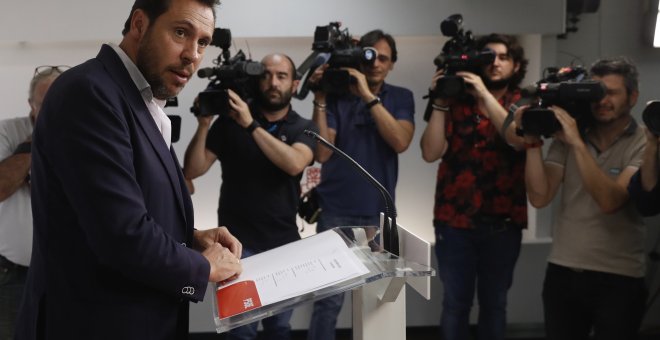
left=206, top=107, right=317, bottom=251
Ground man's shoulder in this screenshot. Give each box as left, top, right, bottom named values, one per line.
left=0, top=117, right=30, bottom=135
left=383, top=83, right=413, bottom=96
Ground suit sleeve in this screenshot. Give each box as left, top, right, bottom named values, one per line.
left=38, top=74, right=209, bottom=301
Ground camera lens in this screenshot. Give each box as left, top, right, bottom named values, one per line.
left=362, top=47, right=378, bottom=64
left=642, top=101, right=660, bottom=136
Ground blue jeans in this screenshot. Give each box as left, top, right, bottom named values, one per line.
left=307, top=214, right=379, bottom=340
left=0, top=256, right=28, bottom=340
left=542, top=263, right=646, bottom=340
left=435, top=221, right=522, bottom=340
left=227, top=248, right=293, bottom=340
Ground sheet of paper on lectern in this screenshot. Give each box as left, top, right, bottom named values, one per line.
left=215, top=230, right=369, bottom=319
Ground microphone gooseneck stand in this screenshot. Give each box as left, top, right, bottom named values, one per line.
left=304, top=129, right=399, bottom=256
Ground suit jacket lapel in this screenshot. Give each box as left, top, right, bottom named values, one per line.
left=96, top=45, right=188, bottom=226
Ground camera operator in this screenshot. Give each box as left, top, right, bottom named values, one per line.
left=183, top=53, right=316, bottom=340
left=420, top=33, right=528, bottom=340
left=516, top=57, right=647, bottom=339
left=307, top=29, right=415, bottom=340
left=628, top=117, right=660, bottom=216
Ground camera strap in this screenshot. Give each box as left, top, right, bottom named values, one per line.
left=501, top=103, right=518, bottom=138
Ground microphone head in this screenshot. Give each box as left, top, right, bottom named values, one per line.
left=303, top=129, right=317, bottom=138
left=197, top=67, right=215, bottom=78
left=521, top=84, right=538, bottom=97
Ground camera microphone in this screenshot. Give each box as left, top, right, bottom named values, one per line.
left=197, top=67, right=215, bottom=78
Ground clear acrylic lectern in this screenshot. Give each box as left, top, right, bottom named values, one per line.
left=212, top=226, right=435, bottom=339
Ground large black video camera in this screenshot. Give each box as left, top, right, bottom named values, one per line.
left=520, top=66, right=605, bottom=137
left=432, top=14, right=495, bottom=98
left=295, top=22, right=377, bottom=99
left=192, top=28, right=264, bottom=117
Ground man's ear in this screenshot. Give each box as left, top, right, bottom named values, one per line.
left=129, top=9, right=149, bottom=38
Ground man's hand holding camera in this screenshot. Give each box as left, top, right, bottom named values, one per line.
left=226, top=89, right=254, bottom=129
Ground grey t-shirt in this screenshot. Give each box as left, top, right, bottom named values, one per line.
left=545, top=120, right=646, bottom=278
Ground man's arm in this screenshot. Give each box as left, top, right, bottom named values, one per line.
left=420, top=70, right=450, bottom=162
left=183, top=115, right=217, bottom=179
left=344, top=68, right=414, bottom=153
left=524, top=140, right=564, bottom=208
left=553, top=107, right=635, bottom=213
left=458, top=71, right=525, bottom=149
left=227, top=90, right=314, bottom=176
left=0, top=140, right=31, bottom=201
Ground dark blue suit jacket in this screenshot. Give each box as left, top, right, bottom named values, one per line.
left=16, top=45, right=210, bottom=340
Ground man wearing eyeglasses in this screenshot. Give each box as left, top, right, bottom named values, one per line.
left=15, top=0, right=243, bottom=339
left=0, top=65, right=63, bottom=340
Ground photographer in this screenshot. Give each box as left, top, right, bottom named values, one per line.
left=307, top=29, right=415, bottom=340
left=183, top=53, right=316, bottom=340
left=420, top=33, right=528, bottom=340
left=517, top=57, right=647, bottom=339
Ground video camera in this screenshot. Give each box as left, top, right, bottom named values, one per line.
left=192, top=28, right=264, bottom=117
left=520, top=66, right=605, bottom=137
left=295, top=22, right=377, bottom=99
left=432, top=14, right=495, bottom=98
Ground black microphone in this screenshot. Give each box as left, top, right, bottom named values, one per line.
left=197, top=67, right=215, bottom=78
left=304, top=129, right=399, bottom=256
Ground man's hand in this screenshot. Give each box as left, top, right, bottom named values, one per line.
left=551, top=106, right=584, bottom=148
left=309, top=64, right=329, bottom=99
left=202, top=243, right=243, bottom=283
left=343, top=67, right=372, bottom=101
left=192, top=95, right=215, bottom=127
left=226, top=89, right=252, bottom=128
left=193, top=227, right=242, bottom=259
left=456, top=71, right=489, bottom=101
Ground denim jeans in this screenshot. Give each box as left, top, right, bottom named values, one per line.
left=226, top=248, right=293, bottom=340
left=435, top=221, right=522, bottom=340
left=307, top=214, right=379, bottom=340
left=542, top=263, right=647, bottom=340
left=0, top=256, right=28, bottom=340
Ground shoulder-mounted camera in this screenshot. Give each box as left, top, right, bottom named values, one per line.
left=520, top=66, right=605, bottom=137
left=295, top=22, right=377, bottom=99
left=432, top=14, right=495, bottom=99
left=192, top=28, right=264, bottom=117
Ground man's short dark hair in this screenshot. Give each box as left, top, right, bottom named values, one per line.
left=476, top=33, right=528, bottom=89
left=122, top=0, right=220, bottom=36
left=359, top=29, right=397, bottom=63
left=589, top=57, right=639, bottom=95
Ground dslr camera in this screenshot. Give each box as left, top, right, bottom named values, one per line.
left=432, top=14, right=495, bottom=98
left=296, top=22, right=377, bottom=98
left=192, top=28, right=264, bottom=117
left=520, top=66, right=605, bottom=137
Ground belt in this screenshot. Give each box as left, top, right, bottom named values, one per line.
left=0, top=254, right=28, bottom=273
left=471, top=215, right=513, bottom=231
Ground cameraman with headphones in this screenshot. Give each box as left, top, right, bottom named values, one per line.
left=420, top=33, right=528, bottom=340
left=184, top=53, right=317, bottom=340
left=517, top=57, right=647, bottom=340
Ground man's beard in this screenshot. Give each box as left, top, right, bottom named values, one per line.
left=136, top=30, right=176, bottom=99
left=483, top=76, right=511, bottom=91
left=256, top=88, right=293, bottom=112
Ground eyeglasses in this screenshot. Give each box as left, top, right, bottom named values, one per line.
left=33, top=65, right=70, bottom=77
